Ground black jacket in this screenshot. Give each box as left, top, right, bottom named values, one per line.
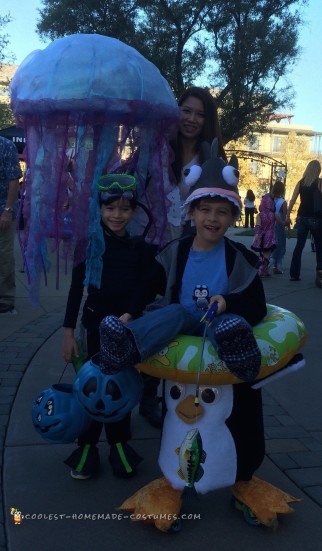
left=63, top=230, right=157, bottom=329
left=148, top=235, right=267, bottom=327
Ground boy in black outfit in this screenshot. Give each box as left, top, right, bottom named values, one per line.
left=63, top=173, right=159, bottom=480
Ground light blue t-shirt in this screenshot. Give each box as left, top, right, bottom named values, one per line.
left=179, top=238, right=229, bottom=320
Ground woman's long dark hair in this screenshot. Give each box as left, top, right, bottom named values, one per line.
left=171, top=86, right=227, bottom=182
left=246, top=189, right=255, bottom=201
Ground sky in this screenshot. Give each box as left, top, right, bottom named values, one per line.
left=1, top=0, right=322, bottom=130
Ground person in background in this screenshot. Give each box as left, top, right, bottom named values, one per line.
left=251, top=192, right=276, bottom=277
left=243, top=189, right=256, bottom=228
left=286, top=160, right=322, bottom=286
left=167, top=86, right=227, bottom=240
left=63, top=174, right=160, bottom=481
left=0, top=136, right=22, bottom=314
left=270, top=180, right=288, bottom=274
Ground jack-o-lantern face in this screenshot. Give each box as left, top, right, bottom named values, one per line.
left=31, top=383, right=91, bottom=444
left=74, top=355, right=143, bottom=422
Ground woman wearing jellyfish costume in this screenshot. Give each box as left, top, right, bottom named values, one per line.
left=10, top=34, right=179, bottom=303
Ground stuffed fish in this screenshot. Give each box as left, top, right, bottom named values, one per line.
left=175, top=428, right=207, bottom=497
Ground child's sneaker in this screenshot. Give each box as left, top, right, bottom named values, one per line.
left=70, top=469, right=92, bottom=480
left=64, top=444, right=100, bottom=479
left=231, top=496, right=261, bottom=526
left=99, top=316, right=140, bottom=373
left=109, top=442, right=143, bottom=478
left=214, top=318, right=261, bottom=382
left=273, top=267, right=283, bottom=275
left=258, top=257, right=270, bottom=277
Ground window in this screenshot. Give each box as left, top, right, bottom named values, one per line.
left=272, top=136, right=282, bottom=153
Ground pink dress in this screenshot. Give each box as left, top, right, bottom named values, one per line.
left=251, top=193, right=276, bottom=253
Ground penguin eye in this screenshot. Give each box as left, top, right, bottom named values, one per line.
left=169, top=384, right=184, bottom=400
left=200, top=386, right=221, bottom=404
left=222, top=165, right=239, bottom=187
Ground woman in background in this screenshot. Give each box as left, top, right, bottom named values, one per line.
left=167, top=87, right=227, bottom=239
left=286, top=160, right=322, bottom=286
left=243, top=189, right=256, bottom=228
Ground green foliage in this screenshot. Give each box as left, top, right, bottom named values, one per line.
left=210, top=0, right=303, bottom=144
left=133, top=0, right=214, bottom=98
left=0, top=13, right=15, bottom=129
left=38, top=0, right=138, bottom=46
left=0, top=13, right=12, bottom=65
left=0, top=102, right=15, bottom=129
left=36, top=0, right=308, bottom=143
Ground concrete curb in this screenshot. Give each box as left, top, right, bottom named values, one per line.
left=0, top=311, right=63, bottom=550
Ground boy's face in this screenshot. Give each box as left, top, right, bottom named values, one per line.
left=189, top=197, right=235, bottom=250
left=100, top=198, right=135, bottom=236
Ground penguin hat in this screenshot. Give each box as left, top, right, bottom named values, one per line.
left=182, top=138, right=242, bottom=221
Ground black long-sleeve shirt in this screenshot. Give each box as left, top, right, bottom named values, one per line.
left=63, top=230, right=158, bottom=329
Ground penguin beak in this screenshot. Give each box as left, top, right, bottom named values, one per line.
left=175, top=395, right=204, bottom=425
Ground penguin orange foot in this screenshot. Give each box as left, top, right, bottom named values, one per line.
left=231, top=476, right=301, bottom=529
left=118, top=477, right=182, bottom=532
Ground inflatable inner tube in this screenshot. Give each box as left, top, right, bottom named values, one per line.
left=137, top=305, right=307, bottom=385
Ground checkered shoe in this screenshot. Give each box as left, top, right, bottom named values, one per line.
left=214, top=318, right=261, bottom=382
left=99, top=316, right=140, bottom=373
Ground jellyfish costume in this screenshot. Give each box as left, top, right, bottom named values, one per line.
left=10, top=34, right=179, bottom=302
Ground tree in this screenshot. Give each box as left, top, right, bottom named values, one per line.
left=133, top=1, right=216, bottom=98
left=0, top=102, right=15, bottom=130
left=0, top=12, right=15, bottom=129
left=37, top=0, right=308, bottom=143
left=209, top=0, right=304, bottom=143
left=0, top=12, right=12, bottom=66
left=37, top=0, right=138, bottom=47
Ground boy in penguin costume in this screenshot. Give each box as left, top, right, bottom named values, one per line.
left=101, top=140, right=302, bottom=531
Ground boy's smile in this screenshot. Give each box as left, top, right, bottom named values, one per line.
left=100, top=199, right=134, bottom=236
left=190, top=198, right=235, bottom=250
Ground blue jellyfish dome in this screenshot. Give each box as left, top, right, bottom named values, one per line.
left=10, top=35, right=179, bottom=302
left=10, top=34, right=178, bottom=122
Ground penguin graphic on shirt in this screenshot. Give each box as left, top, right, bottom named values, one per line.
left=192, top=285, right=210, bottom=311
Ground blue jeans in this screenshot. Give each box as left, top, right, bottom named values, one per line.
left=290, top=216, right=322, bottom=279
left=127, top=303, right=248, bottom=361
left=271, top=222, right=286, bottom=271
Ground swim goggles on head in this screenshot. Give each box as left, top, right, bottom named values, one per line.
left=97, top=174, right=137, bottom=201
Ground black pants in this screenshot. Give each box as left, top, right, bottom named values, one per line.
left=77, top=326, right=131, bottom=446
left=244, top=207, right=255, bottom=228
left=78, top=413, right=132, bottom=447
left=80, top=325, right=160, bottom=447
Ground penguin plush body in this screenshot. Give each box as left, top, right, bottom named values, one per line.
left=159, top=382, right=264, bottom=493
left=159, top=382, right=236, bottom=493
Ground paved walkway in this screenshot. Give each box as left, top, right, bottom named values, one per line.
left=1, top=230, right=322, bottom=551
